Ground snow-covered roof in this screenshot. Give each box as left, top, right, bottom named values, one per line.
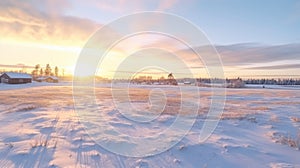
left=36, top=76, right=44, bottom=80
left=48, top=76, right=58, bottom=80
left=36, top=76, right=59, bottom=80
left=3, top=72, right=32, bottom=79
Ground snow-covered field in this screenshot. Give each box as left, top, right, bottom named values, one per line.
left=0, top=83, right=299, bottom=167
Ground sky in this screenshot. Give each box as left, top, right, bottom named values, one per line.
left=0, top=0, right=300, bottom=78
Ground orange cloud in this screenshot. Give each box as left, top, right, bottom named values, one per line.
left=0, top=1, right=100, bottom=46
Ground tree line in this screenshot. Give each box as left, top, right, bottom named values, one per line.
left=31, top=64, right=59, bottom=78
left=197, top=78, right=300, bottom=85
left=244, top=78, right=300, bottom=85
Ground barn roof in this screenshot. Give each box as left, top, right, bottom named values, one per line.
left=36, top=76, right=58, bottom=80
left=47, top=76, right=58, bottom=80
left=3, top=72, right=32, bottom=79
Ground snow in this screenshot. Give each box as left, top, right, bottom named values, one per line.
left=1, top=72, right=32, bottom=79
left=246, top=84, right=300, bottom=90
left=0, top=83, right=299, bottom=167
left=0, top=81, right=71, bottom=91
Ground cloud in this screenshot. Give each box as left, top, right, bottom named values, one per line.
left=88, top=0, right=180, bottom=13
left=0, top=0, right=100, bottom=46
left=91, top=0, right=143, bottom=13
left=0, top=64, right=34, bottom=69
left=157, top=0, right=179, bottom=10
left=169, top=43, right=300, bottom=76
left=0, top=0, right=185, bottom=47
left=216, top=43, right=300, bottom=66
left=243, top=64, right=300, bottom=70
left=183, top=43, right=300, bottom=66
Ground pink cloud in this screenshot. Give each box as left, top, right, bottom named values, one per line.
left=157, top=0, right=179, bottom=10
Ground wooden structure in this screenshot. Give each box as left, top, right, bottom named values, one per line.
left=36, top=76, right=59, bottom=83
left=0, top=72, right=32, bottom=84
left=167, top=73, right=178, bottom=85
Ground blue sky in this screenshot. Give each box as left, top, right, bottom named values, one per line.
left=65, top=0, right=300, bottom=45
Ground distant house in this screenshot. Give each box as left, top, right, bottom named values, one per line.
left=45, top=76, right=59, bottom=83
left=183, top=81, right=192, bottom=85
left=226, top=78, right=245, bottom=88
left=0, top=72, right=32, bottom=84
left=167, top=73, right=178, bottom=85
left=36, top=76, right=59, bottom=83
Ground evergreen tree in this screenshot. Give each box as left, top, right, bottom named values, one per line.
left=55, top=66, right=59, bottom=77
left=45, top=64, right=51, bottom=76
left=40, top=68, right=43, bottom=76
